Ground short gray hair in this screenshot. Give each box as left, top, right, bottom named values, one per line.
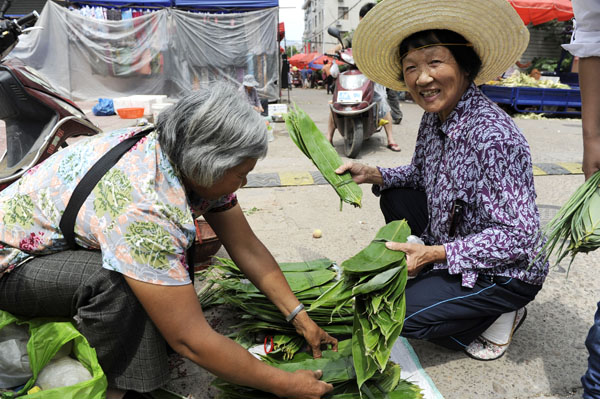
left=156, top=81, right=268, bottom=187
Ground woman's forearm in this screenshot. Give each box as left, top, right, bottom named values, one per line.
left=178, top=328, right=292, bottom=396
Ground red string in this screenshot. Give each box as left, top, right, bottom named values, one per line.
left=264, top=335, right=274, bottom=354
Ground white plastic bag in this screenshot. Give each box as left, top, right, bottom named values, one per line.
left=0, top=323, right=32, bottom=388
left=36, top=356, right=92, bottom=390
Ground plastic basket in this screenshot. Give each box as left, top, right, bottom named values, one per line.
left=116, top=107, right=144, bottom=119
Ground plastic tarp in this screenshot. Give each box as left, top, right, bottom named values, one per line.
left=74, top=0, right=172, bottom=6
left=174, top=0, right=278, bottom=8
left=10, top=1, right=279, bottom=100
left=73, top=0, right=279, bottom=8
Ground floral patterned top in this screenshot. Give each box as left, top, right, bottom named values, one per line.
left=0, top=126, right=236, bottom=286
left=374, top=83, right=549, bottom=288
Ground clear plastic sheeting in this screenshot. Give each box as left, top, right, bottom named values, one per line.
left=10, top=1, right=279, bottom=101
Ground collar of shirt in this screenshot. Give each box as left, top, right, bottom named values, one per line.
left=438, top=82, right=478, bottom=141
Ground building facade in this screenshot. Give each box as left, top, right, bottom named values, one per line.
left=301, top=0, right=371, bottom=54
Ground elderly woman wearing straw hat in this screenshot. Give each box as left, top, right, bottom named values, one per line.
left=240, top=74, right=264, bottom=113
left=336, top=0, right=549, bottom=361
left=0, top=82, right=337, bottom=398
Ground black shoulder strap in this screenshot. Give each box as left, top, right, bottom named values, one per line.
left=60, top=127, right=153, bottom=249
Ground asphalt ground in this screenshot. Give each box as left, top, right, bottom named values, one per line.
left=2, top=86, right=597, bottom=399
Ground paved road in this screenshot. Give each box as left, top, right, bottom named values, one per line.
left=8, top=87, right=597, bottom=399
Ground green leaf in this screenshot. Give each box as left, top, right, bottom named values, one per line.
left=285, top=105, right=362, bottom=208
left=342, top=221, right=410, bottom=273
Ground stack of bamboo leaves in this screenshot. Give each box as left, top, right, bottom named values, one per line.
left=197, top=257, right=354, bottom=344
left=284, top=106, right=362, bottom=209
left=310, top=220, right=411, bottom=389
left=538, top=170, right=600, bottom=269
left=213, top=340, right=423, bottom=399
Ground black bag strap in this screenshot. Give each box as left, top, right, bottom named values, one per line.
left=59, top=127, right=153, bottom=249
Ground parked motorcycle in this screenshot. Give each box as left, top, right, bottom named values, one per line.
left=327, top=26, right=380, bottom=158
left=0, top=0, right=101, bottom=191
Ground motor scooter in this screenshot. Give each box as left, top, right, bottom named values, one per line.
left=0, top=0, right=101, bottom=191
left=326, top=26, right=380, bottom=158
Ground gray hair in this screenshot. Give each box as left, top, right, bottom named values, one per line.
left=156, top=81, right=268, bottom=187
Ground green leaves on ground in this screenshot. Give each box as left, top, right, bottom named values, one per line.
left=284, top=105, right=362, bottom=209
left=311, top=220, right=411, bottom=389
left=200, top=221, right=417, bottom=397
left=213, top=339, right=422, bottom=399
left=197, top=257, right=353, bottom=342
left=537, top=170, right=600, bottom=271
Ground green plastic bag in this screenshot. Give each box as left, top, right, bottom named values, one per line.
left=0, top=310, right=107, bottom=399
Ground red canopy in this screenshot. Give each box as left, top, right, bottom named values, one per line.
left=507, top=0, right=574, bottom=25
left=288, top=52, right=320, bottom=69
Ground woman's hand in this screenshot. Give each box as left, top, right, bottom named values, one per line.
left=275, top=369, right=333, bottom=399
left=292, top=311, right=338, bottom=358
left=335, top=162, right=383, bottom=185
left=384, top=242, right=446, bottom=277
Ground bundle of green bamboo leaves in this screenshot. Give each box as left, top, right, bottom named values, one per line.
left=310, top=220, right=411, bottom=389
left=284, top=105, right=362, bottom=209
left=197, top=257, right=354, bottom=346
left=538, top=170, right=600, bottom=269
left=212, top=340, right=422, bottom=399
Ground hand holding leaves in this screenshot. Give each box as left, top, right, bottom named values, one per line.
left=385, top=242, right=446, bottom=277
left=292, top=311, right=339, bottom=358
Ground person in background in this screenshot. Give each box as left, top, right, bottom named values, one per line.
left=301, top=67, right=309, bottom=89
left=561, top=1, right=600, bottom=397
left=337, top=0, right=548, bottom=361
left=322, top=60, right=334, bottom=94
left=0, top=83, right=337, bottom=399
left=239, top=74, right=264, bottom=113
left=386, top=88, right=404, bottom=125
left=325, top=2, right=401, bottom=152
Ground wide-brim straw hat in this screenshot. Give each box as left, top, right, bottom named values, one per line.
left=353, top=0, right=530, bottom=91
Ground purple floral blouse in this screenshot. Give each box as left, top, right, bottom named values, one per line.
left=375, top=83, right=549, bottom=288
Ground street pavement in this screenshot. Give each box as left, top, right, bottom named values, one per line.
left=53, top=88, right=600, bottom=398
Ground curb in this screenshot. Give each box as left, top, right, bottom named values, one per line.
left=246, top=163, right=583, bottom=188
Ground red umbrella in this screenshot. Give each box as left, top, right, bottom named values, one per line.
left=288, top=52, right=320, bottom=69
left=308, top=54, right=343, bottom=70
left=507, top=0, right=574, bottom=25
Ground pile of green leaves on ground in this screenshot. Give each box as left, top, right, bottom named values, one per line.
left=212, top=339, right=422, bottom=399
left=197, top=257, right=354, bottom=345
left=284, top=105, right=362, bottom=209
left=310, top=220, right=411, bottom=389
left=537, top=170, right=600, bottom=271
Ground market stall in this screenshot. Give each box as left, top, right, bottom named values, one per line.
left=10, top=0, right=280, bottom=100
left=481, top=0, right=579, bottom=115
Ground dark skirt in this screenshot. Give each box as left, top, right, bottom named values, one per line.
left=0, top=250, right=170, bottom=392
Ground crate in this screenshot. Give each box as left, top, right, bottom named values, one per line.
left=480, top=85, right=581, bottom=116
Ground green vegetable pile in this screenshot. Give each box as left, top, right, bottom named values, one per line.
left=197, top=220, right=418, bottom=397
left=213, top=340, right=422, bottom=399
left=310, top=220, right=410, bottom=389
left=197, top=257, right=354, bottom=345
left=538, top=170, right=600, bottom=270
left=489, top=71, right=571, bottom=89
left=284, top=105, right=362, bottom=209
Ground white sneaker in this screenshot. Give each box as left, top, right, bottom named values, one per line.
left=464, top=307, right=527, bottom=361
